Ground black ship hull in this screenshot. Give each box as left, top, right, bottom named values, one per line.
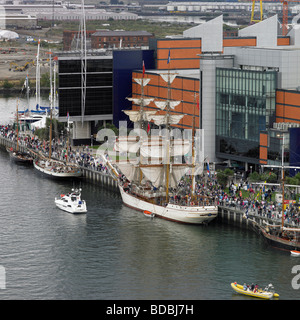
left=260, top=227, right=300, bottom=251
left=7, top=148, right=33, bottom=165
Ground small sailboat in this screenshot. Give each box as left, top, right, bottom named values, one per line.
left=55, top=188, right=87, bottom=214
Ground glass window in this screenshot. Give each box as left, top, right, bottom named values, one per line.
left=216, top=67, right=277, bottom=160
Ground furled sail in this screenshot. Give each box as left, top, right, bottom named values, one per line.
left=141, top=164, right=188, bottom=188
left=154, top=100, right=181, bottom=110
left=127, top=97, right=154, bottom=106
left=170, top=165, right=189, bottom=187
left=140, top=137, right=190, bottom=159
left=140, top=138, right=164, bottom=159
left=150, top=114, right=185, bottom=126
left=160, top=73, right=177, bottom=84
left=123, top=110, right=157, bottom=122
left=134, top=78, right=151, bottom=86
left=140, top=166, right=164, bottom=187
left=154, top=101, right=167, bottom=110
left=116, top=160, right=139, bottom=182
left=114, top=136, right=141, bottom=154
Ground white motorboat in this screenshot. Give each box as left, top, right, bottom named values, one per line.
left=55, top=188, right=87, bottom=214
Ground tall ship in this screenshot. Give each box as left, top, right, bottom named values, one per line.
left=33, top=54, right=82, bottom=179
left=258, top=162, right=300, bottom=251
left=33, top=111, right=82, bottom=178
left=7, top=99, right=33, bottom=165
left=102, top=70, right=218, bottom=224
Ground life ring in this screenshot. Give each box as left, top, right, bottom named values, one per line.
left=191, top=202, right=194, bottom=206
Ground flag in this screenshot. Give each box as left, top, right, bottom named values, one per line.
left=207, top=162, right=210, bottom=177
left=142, top=60, right=145, bottom=77
left=23, top=74, right=28, bottom=89
left=196, top=98, right=199, bottom=110
left=167, top=49, right=171, bottom=64
left=147, top=123, right=150, bottom=133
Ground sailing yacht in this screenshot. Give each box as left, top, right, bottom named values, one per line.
left=7, top=99, right=33, bottom=165
left=258, top=145, right=300, bottom=251
left=102, top=71, right=218, bottom=224
left=33, top=110, right=82, bottom=178
left=33, top=54, right=82, bottom=179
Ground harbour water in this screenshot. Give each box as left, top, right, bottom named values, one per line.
left=0, top=97, right=299, bottom=300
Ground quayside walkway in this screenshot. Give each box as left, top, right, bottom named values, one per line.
left=218, top=203, right=299, bottom=231
left=0, top=134, right=119, bottom=190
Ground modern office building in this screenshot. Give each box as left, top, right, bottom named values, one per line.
left=58, top=54, right=114, bottom=145
left=91, top=30, right=154, bottom=50
left=58, top=13, right=300, bottom=172
left=58, top=49, right=154, bottom=145
left=129, top=14, right=300, bottom=172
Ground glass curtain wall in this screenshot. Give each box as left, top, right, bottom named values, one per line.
left=216, top=68, right=277, bottom=162
left=58, top=58, right=113, bottom=117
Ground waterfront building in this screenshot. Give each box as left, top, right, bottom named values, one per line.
left=58, top=54, right=113, bottom=145
left=57, top=13, right=300, bottom=172
left=63, top=30, right=154, bottom=52
left=34, top=8, right=138, bottom=21
left=129, top=15, right=300, bottom=172
left=57, top=49, right=154, bottom=145
left=91, top=30, right=154, bottom=50
left=63, top=30, right=96, bottom=51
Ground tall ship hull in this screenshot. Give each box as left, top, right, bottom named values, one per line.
left=119, top=186, right=218, bottom=224
left=33, top=159, right=82, bottom=178
left=260, top=227, right=300, bottom=251
left=7, top=148, right=33, bottom=165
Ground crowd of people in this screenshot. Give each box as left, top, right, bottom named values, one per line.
left=1, top=123, right=300, bottom=226
left=190, top=175, right=300, bottom=226
left=0, top=124, right=109, bottom=173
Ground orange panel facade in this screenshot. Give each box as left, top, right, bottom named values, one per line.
left=157, top=39, right=202, bottom=49
left=157, top=59, right=200, bottom=70
left=131, top=71, right=200, bottom=129
left=154, top=36, right=289, bottom=70
left=276, top=90, right=300, bottom=123
left=259, top=133, right=268, bottom=164
left=156, top=38, right=202, bottom=70
left=223, top=37, right=256, bottom=47
left=277, top=37, right=290, bottom=46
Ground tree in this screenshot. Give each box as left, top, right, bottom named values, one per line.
left=249, top=171, right=260, bottom=182
left=40, top=72, right=50, bottom=88
left=216, top=168, right=234, bottom=187
left=2, top=80, right=13, bottom=89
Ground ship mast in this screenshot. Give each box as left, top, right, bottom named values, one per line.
left=16, top=99, right=19, bottom=152
left=165, top=68, right=171, bottom=203
left=191, top=93, right=198, bottom=198
left=48, top=52, right=53, bottom=160
left=120, top=57, right=186, bottom=198
left=281, top=136, right=285, bottom=230
left=36, top=39, right=40, bottom=110
left=261, top=134, right=300, bottom=230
